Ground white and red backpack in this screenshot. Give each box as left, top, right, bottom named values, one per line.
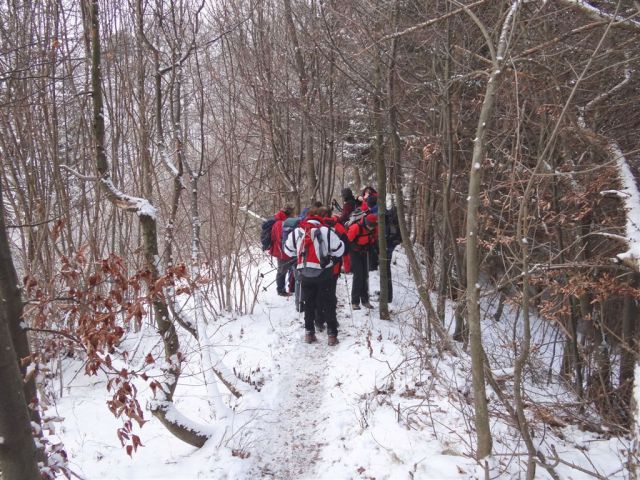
left=284, top=218, right=344, bottom=282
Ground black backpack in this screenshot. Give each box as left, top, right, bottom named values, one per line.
left=260, top=218, right=277, bottom=251
left=385, top=207, right=401, bottom=249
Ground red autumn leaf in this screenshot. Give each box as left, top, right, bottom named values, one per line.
left=132, top=435, right=143, bottom=450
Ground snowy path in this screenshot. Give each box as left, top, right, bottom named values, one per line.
left=247, top=278, right=357, bottom=479
left=255, top=331, right=331, bottom=478
left=52, top=251, right=627, bottom=480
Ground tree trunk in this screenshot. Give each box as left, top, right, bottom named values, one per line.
left=464, top=66, right=497, bottom=461
left=283, top=0, right=317, bottom=203
left=0, top=183, right=41, bottom=480
left=376, top=45, right=390, bottom=320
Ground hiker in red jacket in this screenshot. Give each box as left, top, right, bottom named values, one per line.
left=315, top=206, right=348, bottom=332
left=347, top=213, right=378, bottom=309
left=268, top=205, right=295, bottom=296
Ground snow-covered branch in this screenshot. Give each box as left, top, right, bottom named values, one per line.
left=61, top=166, right=157, bottom=219
left=559, top=0, right=640, bottom=31
left=99, top=178, right=158, bottom=219
left=609, top=143, right=640, bottom=271
left=579, top=60, right=633, bottom=128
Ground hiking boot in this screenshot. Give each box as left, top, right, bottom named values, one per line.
left=327, top=335, right=339, bottom=346
left=352, top=303, right=361, bottom=310
left=362, top=302, right=374, bottom=309
left=277, top=291, right=292, bottom=297
left=304, top=332, right=318, bottom=344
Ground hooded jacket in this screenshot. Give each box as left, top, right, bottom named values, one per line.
left=268, top=210, right=290, bottom=260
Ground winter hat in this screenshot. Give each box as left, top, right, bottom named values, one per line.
left=365, top=213, right=378, bottom=228
left=341, top=188, right=353, bottom=200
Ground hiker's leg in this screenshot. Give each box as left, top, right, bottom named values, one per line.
left=350, top=251, right=364, bottom=305
left=369, top=245, right=379, bottom=271
left=302, top=282, right=317, bottom=333
left=276, top=258, right=288, bottom=293
left=361, top=251, right=370, bottom=304
left=322, top=278, right=338, bottom=336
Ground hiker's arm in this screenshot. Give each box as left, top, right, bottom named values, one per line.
left=347, top=224, right=358, bottom=243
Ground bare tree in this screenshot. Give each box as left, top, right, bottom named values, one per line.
left=0, top=182, right=40, bottom=480
left=464, top=0, right=524, bottom=460
left=82, top=0, right=209, bottom=447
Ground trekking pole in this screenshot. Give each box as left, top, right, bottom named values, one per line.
left=261, top=277, right=278, bottom=291
left=259, top=267, right=277, bottom=278
left=259, top=256, right=277, bottom=278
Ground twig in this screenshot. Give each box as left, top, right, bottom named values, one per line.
left=60, top=164, right=98, bottom=181
left=537, top=445, right=607, bottom=479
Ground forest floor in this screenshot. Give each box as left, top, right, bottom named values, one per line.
left=52, top=250, right=629, bottom=479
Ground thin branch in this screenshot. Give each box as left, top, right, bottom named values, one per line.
left=6, top=216, right=64, bottom=229
left=516, top=21, right=607, bottom=59
left=375, top=0, right=490, bottom=44
left=451, top=0, right=496, bottom=64
left=60, top=164, right=98, bottom=181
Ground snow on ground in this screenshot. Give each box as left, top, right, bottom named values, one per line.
left=52, top=249, right=629, bottom=479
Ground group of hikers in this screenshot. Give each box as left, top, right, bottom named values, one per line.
left=262, top=186, right=402, bottom=346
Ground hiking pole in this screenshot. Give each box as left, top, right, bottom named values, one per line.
left=261, top=258, right=296, bottom=290
left=261, top=277, right=278, bottom=291
left=259, top=267, right=277, bottom=278
left=259, top=256, right=277, bottom=278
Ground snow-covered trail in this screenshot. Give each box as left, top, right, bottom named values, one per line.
left=52, top=250, right=628, bottom=480
left=246, top=275, right=360, bottom=479
left=253, top=328, right=331, bottom=478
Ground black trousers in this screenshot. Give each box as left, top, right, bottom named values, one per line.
left=349, top=249, right=369, bottom=305
left=384, top=248, right=394, bottom=303
left=276, top=258, right=292, bottom=293
left=301, top=276, right=338, bottom=336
